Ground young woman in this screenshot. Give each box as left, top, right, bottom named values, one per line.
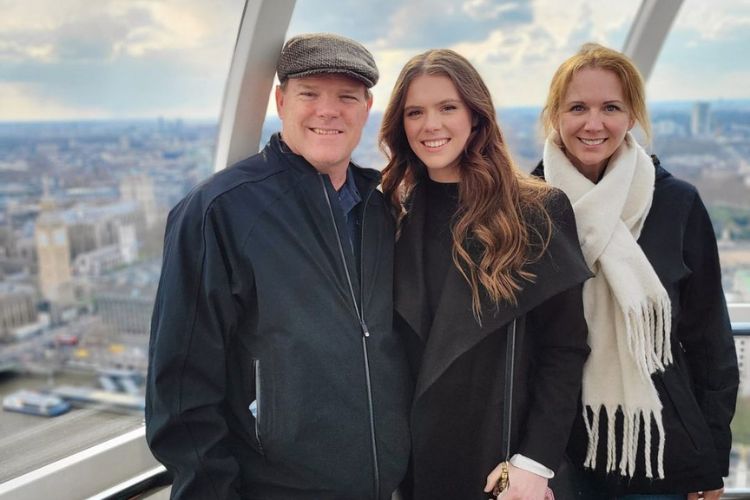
left=380, top=48, right=591, bottom=500
left=535, top=43, right=738, bottom=499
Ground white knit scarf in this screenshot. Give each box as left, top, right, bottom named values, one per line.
left=543, top=132, right=672, bottom=479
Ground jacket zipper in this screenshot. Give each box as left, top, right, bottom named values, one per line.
left=253, top=359, right=264, bottom=454
left=503, top=319, right=517, bottom=462
left=318, top=174, right=380, bottom=499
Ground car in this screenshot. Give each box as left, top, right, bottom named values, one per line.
left=55, top=333, right=79, bottom=346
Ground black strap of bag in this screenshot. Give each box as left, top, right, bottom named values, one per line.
left=502, top=318, right=517, bottom=461
left=493, top=317, right=555, bottom=500
left=493, top=319, right=517, bottom=497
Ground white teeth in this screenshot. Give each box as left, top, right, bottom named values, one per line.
left=423, top=139, right=449, bottom=148
left=312, top=128, right=341, bottom=135
left=580, top=138, right=605, bottom=146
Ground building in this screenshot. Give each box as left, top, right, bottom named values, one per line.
left=691, top=101, right=712, bottom=137
left=0, top=282, right=38, bottom=341
left=63, top=201, right=145, bottom=260
left=72, top=245, right=124, bottom=277
left=35, top=203, right=73, bottom=304
left=119, top=175, right=159, bottom=229
left=93, top=261, right=160, bottom=336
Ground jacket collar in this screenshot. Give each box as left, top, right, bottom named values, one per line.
left=269, top=132, right=381, bottom=189
left=395, top=182, right=591, bottom=400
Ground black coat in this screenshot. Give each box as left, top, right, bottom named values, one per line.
left=533, top=159, right=739, bottom=495
left=146, top=134, right=412, bottom=499
left=395, top=184, right=591, bottom=500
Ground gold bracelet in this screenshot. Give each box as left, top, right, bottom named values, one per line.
left=491, top=461, right=510, bottom=497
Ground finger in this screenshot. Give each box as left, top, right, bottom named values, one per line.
left=705, top=490, right=723, bottom=500
left=484, top=463, right=504, bottom=493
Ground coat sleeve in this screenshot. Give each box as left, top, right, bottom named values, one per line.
left=513, top=189, right=591, bottom=471
left=517, top=282, right=589, bottom=471
left=145, top=195, right=242, bottom=499
left=676, top=191, right=738, bottom=476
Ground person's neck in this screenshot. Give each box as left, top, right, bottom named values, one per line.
left=318, top=164, right=349, bottom=190
left=568, top=155, right=607, bottom=184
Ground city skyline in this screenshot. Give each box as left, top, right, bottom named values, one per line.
left=1, top=0, right=750, bottom=121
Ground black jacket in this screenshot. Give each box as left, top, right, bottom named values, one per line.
left=146, top=134, right=411, bottom=499
left=395, top=184, right=591, bottom=500
left=533, top=159, right=739, bottom=494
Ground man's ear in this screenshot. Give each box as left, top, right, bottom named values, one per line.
left=366, top=93, right=373, bottom=112
left=275, top=85, right=285, bottom=117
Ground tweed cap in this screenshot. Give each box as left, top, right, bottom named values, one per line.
left=277, top=33, right=379, bottom=88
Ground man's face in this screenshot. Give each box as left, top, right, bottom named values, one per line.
left=275, top=74, right=372, bottom=174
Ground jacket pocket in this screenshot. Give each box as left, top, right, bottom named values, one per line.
left=250, top=358, right=265, bottom=455
left=657, top=367, right=709, bottom=453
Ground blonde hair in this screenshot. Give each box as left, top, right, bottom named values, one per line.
left=541, top=43, right=651, bottom=142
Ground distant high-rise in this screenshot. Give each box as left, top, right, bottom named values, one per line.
left=691, top=101, right=711, bottom=137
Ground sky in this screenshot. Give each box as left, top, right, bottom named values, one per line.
left=0, top=0, right=749, bottom=121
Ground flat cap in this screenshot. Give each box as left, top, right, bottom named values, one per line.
left=277, top=33, right=379, bottom=88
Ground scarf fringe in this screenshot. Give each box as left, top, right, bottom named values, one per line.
left=583, top=405, right=666, bottom=480
left=623, top=295, right=673, bottom=379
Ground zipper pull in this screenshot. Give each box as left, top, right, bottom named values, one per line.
left=360, top=320, right=370, bottom=337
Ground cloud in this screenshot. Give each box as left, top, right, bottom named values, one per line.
left=670, top=0, right=750, bottom=41
left=0, top=0, right=241, bottom=64
left=288, top=0, right=638, bottom=109
left=0, top=82, right=108, bottom=121
left=462, top=0, right=523, bottom=20
left=285, top=0, right=395, bottom=44
left=374, top=0, right=532, bottom=48
left=650, top=64, right=750, bottom=102
left=2, top=0, right=749, bottom=121
left=286, top=0, right=533, bottom=49
left=0, top=0, right=243, bottom=120
left=414, top=0, right=638, bottom=107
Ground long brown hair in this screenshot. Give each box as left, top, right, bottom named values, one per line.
left=380, top=49, right=551, bottom=318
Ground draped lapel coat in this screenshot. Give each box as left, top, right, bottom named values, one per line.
left=395, top=184, right=592, bottom=500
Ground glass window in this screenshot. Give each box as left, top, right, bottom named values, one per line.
left=648, top=0, right=750, bottom=488
left=263, top=0, right=641, bottom=171
left=263, top=0, right=750, bottom=491
left=0, top=0, right=245, bottom=482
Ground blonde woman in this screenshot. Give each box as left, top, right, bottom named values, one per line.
left=535, top=43, right=738, bottom=499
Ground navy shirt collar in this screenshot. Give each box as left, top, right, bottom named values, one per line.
left=336, top=168, right=361, bottom=218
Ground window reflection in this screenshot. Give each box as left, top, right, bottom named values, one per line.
left=0, top=0, right=244, bottom=482
left=2, top=0, right=749, bottom=491
left=264, top=0, right=641, bottom=171
left=648, top=0, right=750, bottom=488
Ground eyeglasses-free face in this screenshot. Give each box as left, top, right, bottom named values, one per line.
left=557, top=67, right=635, bottom=182
left=403, top=74, right=473, bottom=183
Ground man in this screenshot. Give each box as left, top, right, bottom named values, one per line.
left=146, top=33, right=411, bottom=499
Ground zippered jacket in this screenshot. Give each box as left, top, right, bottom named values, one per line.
left=534, top=158, right=739, bottom=494
left=146, top=134, right=412, bottom=499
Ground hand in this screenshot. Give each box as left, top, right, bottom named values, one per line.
left=484, top=462, right=549, bottom=500
left=688, top=489, right=723, bottom=500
